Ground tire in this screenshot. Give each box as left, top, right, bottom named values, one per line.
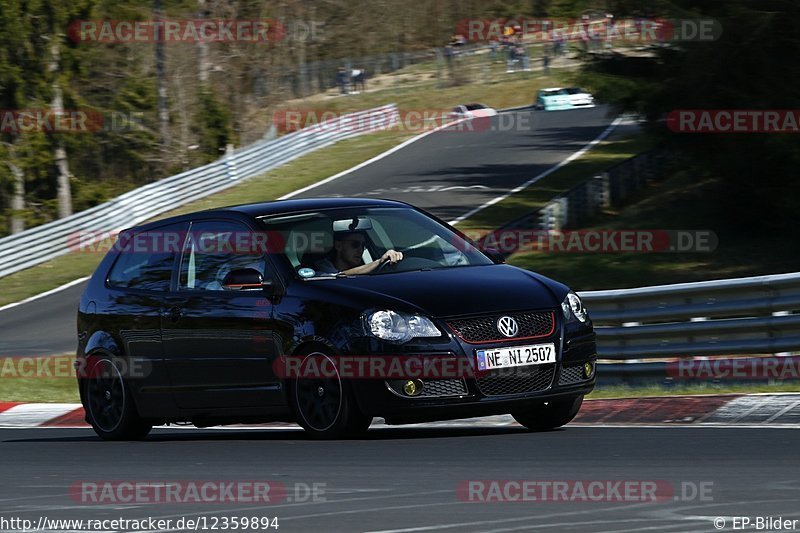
left=289, top=351, right=371, bottom=439
left=511, top=395, right=583, bottom=431
left=83, top=355, right=152, bottom=441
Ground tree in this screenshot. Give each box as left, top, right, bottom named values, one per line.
left=576, top=0, right=800, bottom=231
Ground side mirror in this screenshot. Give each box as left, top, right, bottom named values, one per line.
left=221, top=268, right=269, bottom=291
left=483, top=247, right=506, bottom=264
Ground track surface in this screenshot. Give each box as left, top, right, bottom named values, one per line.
left=1, top=425, right=798, bottom=532
left=293, top=106, right=616, bottom=222
left=0, top=107, right=616, bottom=358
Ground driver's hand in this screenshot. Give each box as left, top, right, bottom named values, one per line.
left=381, top=249, right=403, bottom=264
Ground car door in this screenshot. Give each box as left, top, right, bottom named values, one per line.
left=100, top=221, right=187, bottom=417
left=160, top=219, right=283, bottom=409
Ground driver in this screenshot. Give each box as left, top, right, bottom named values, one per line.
left=315, top=231, right=403, bottom=275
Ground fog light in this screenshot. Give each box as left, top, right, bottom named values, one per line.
left=403, top=379, right=423, bottom=396
left=584, top=361, right=595, bottom=379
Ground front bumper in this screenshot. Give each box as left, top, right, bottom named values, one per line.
left=348, top=324, right=597, bottom=422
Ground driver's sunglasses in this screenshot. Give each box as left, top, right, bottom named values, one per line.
left=343, top=239, right=366, bottom=250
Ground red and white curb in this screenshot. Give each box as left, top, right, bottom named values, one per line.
left=2, top=394, right=800, bottom=429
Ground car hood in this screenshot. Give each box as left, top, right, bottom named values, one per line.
left=309, top=264, right=567, bottom=317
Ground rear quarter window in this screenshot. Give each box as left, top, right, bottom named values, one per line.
left=106, top=224, right=184, bottom=291
left=107, top=251, right=175, bottom=291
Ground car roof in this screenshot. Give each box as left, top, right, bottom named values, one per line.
left=122, top=198, right=411, bottom=233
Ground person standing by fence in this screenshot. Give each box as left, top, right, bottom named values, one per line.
left=336, top=67, right=349, bottom=95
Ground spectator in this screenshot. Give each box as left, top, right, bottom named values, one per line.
left=518, top=45, right=530, bottom=71
left=352, top=67, right=366, bottom=92
left=506, top=44, right=517, bottom=72
left=336, top=66, right=348, bottom=95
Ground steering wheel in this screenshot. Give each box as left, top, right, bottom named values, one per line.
left=374, top=256, right=398, bottom=274
left=373, top=255, right=440, bottom=274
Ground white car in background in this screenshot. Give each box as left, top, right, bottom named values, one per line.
left=451, top=103, right=498, bottom=119
left=535, top=87, right=596, bottom=111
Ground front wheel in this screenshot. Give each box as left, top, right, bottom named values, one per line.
left=511, top=395, right=583, bottom=431
left=83, top=355, right=152, bottom=441
left=289, top=352, right=371, bottom=439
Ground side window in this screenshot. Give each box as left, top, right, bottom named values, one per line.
left=179, top=220, right=268, bottom=291
left=107, top=224, right=184, bottom=291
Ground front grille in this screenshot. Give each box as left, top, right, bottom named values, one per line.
left=419, top=379, right=468, bottom=397
left=558, top=364, right=588, bottom=386
left=476, top=364, right=556, bottom=396
left=447, top=311, right=555, bottom=343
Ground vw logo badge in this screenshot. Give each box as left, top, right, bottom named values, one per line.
left=497, top=316, right=519, bottom=338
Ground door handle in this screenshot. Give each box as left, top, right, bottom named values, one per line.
left=163, top=306, right=183, bottom=322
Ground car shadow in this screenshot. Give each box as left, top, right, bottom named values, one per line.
left=2, top=424, right=555, bottom=443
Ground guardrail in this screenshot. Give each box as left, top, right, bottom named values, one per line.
left=0, top=104, right=399, bottom=279
left=578, top=272, right=800, bottom=359
left=501, top=149, right=675, bottom=232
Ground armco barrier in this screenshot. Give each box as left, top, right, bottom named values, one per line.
left=0, top=104, right=399, bottom=278
left=579, top=272, right=800, bottom=359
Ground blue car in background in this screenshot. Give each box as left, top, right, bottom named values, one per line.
left=535, top=87, right=596, bottom=111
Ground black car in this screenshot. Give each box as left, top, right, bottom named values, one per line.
left=76, top=198, right=596, bottom=439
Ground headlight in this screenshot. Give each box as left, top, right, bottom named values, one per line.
left=561, top=292, right=588, bottom=323
left=365, top=310, right=441, bottom=343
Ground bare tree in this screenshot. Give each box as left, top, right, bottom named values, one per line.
left=2, top=142, right=26, bottom=234
left=155, top=0, right=171, bottom=147
left=49, top=40, right=73, bottom=219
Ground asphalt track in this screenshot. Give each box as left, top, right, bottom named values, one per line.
left=0, top=106, right=616, bottom=358
left=1, top=425, right=799, bottom=532
left=293, top=106, right=617, bottom=222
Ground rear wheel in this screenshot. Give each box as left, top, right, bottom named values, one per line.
left=289, top=351, right=371, bottom=439
left=84, top=355, right=152, bottom=441
left=511, top=395, right=583, bottom=431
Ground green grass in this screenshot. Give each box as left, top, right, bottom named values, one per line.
left=588, top=382, right=800, bottom=399
left=0, top=356, right=80, bottom=403
left=0, top=251, right=106, bottom=308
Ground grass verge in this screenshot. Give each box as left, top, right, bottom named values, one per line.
left=588, top=382, right=800, bottom=399
left=0, top=356, right=80, bottom=403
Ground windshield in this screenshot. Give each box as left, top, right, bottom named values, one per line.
left=259, top=206, right=493, bottom=278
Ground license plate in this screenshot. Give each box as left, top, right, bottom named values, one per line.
left=476, top=343, right=556, bottom=371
